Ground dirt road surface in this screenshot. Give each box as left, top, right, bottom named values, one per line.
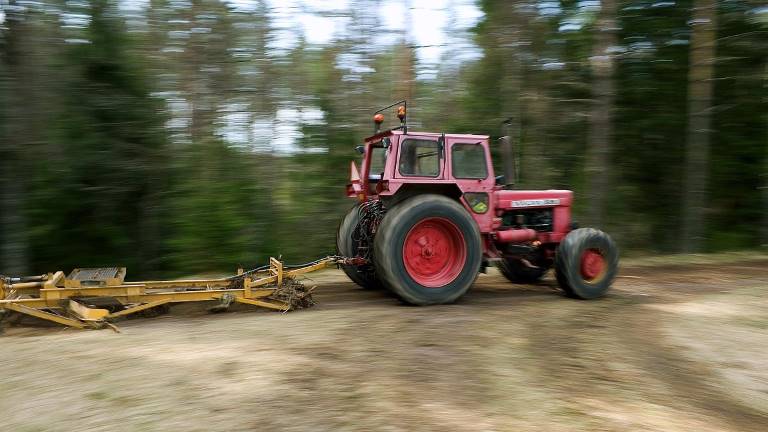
left=2, top=254, right=767, bottom=431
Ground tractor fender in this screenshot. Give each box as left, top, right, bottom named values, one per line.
left=380, top=183, right=463, bottom=208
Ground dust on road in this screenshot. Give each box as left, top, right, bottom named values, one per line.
left=1, top=255, right=767, bottom=431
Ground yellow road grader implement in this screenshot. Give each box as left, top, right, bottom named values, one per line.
left=0, top=257, right=347, bottom=332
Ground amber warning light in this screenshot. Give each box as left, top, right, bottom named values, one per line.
left=372, top=101, right=407, bottom=134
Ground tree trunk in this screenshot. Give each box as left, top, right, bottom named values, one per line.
left=585, top=0, right=618, bottom=228
left=681, top=0, right=717, bottom=252
left=396, top=0, right=415, bottom=106
left=0, top=8, right=30, bottom=275
left=523, top=86, right=554, bottom=189
left=499, top=3, right=526, bottom=187
left=761, top=61, right=768, bottom=248
left=0, top=157, right=29, bottom=276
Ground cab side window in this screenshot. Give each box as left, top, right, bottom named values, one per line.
left=399, top=139, right=440, bottom=177
left=451, top=144, right=488, bottom=179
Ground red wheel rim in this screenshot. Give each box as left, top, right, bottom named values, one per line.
left=402, top=217, right=467, bottom=287
left=580, top=248, right=606, bottom=283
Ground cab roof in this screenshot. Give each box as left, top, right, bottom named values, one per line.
left=364, top=129, right=489, bottom=143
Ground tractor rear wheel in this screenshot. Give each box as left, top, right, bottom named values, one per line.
left=373, top=195, right=482, bottom=305
left=554, top=228, right=618, bottom=299
left=497, top=257, right=549, bottom=283
left=336, top=204, right=380, bottom=289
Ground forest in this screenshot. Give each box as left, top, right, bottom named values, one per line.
left=0, top=0, right=766, bottom=277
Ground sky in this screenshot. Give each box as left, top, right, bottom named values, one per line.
left=117, top=0, right=484, bottom=66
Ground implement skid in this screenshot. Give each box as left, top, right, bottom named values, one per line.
left=0, top=256, right=342, bottom=331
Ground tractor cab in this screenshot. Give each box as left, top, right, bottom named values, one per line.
left=347, top=102, right=495, bottom=207
left=349, top=131, right=494, bottom=198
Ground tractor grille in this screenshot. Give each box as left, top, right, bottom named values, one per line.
left=501, top=209, right=553, bottom=232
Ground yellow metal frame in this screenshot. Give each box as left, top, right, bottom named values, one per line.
left=0, top=257, right=339, bottom=331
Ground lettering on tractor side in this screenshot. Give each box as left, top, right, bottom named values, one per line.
left=511, top=199, right=562, bottom=208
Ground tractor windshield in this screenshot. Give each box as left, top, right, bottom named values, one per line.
left=368, top=143, right=387, bottom=181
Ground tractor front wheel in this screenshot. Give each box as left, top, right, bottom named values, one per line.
left=554, top=228, right=618, bottom=299
left=374, top=195, right=482, bottom=305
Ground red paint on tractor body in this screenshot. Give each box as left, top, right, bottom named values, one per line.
left=495, top=228, right=537, bottom=243
left=347, top=130, right=575, bottom=260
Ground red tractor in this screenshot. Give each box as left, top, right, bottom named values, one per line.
left=337, top=102, right=618, bottom=305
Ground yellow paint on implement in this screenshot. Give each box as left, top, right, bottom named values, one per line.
left=106, top=299, right=172, bottom=319
left=122, top=279, right=231, bottom=289
left=65, top=267, right=126, bottom=288
left=68, top=300, right=110, bottom=321
left=0, top=256, right=339, bottom=331
left=270, top=257, right=283, bottom=286
left=230, top=296, right=290, bottom=311
left=3, top=303, right=88, bottom=329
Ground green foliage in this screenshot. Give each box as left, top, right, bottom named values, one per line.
left=164, top=139, right=256, bottom=274
left=20, top=0, right=170, bottom=275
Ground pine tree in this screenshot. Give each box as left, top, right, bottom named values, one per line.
left=585, top=0, right=618, bottom=228
left=681, top=0, right=718, bottom=252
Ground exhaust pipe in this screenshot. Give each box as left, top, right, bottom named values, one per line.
left=495, top=228, right=537, bottom=243
left=500, top=118, right=517, bottom=188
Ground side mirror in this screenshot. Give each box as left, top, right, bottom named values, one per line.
left=355, top=145, right=365, bottom=154
left=495, top=175, right=506, bottom=186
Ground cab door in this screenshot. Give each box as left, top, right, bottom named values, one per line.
left=446, top=136, right=496, bottom=232
left=394, top=136, right=444, bottom=180
left=446, top=137, right=494, bottom=190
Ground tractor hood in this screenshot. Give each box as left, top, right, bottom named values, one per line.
left=494, top=190, right=573, bottom=210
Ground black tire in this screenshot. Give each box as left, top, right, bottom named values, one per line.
left=497, top=257, right=549, bottom=283
left=555, top=228, right=618, bottom=299
left=373, top=195, right=482, bottom=305
left=336, top=204, right=381, bottom=289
